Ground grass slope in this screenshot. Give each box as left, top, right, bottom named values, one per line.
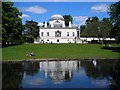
left=2, top=44, right=119, bottom=61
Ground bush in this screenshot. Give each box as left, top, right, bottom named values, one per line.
left=106, top=40, right=116, bottom=44
left=26, top=37, right=34, bottom=43
left=90, top=40, right=98, bottom=44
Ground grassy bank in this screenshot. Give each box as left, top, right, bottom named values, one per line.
left=2, top=43, right=119, bottom=61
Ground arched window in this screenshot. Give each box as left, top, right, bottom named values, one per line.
left=57, top=39, right=59, bottom=42
left=55, top=21, right=60, bottom=23
left=54, top=21, right=62, bottom=28
left=67, top=32, right=69, bottom=36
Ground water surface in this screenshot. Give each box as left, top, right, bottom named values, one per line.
left=2, top=59, right=120, bottom=89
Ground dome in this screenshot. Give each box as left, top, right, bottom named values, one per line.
left=50, top=14, right=64, bottom=20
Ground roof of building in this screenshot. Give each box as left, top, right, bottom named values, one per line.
left=49, top=14, right=65, bottom=21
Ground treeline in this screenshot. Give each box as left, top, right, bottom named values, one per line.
left=2, top=2, right=39, bottom=46
left=80, top=1, right=120, bottom=44
left=80, top=17, right=112, bottom=38
left=2, top=1, right=120, bottom=47
left=2, top=2, right=73, bottom=47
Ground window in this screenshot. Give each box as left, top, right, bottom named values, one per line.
left=55, top=21, right=60, bottom=23
left=73, top=32, right=75, bottom=36
left=67, top=32, right=69, bottom=36
left=47, top=32, right=49, bottom=36
left=41, top=32, right=43, bottom=36
left=55, top=30, right=61, bottom=37
left=57, top=39, right=59, bottom=42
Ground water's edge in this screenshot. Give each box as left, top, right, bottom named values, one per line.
left=2, top=58, right=119, bottom=63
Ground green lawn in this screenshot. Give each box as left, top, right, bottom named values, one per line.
left=2, top=43, right=119, bottom=61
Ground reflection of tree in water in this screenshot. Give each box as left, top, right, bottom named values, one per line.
left=81, top=60, right=100, bottom=79
left=81, top=59, right=118, bottom=79
left=99, top=59, right=117, bottom=77
left=2, top=62, right=40, bottom=89
left=110, top=60, right=120, bottom=89
left=23, top=62, right=39, bottom=76
left=2, top=63, right=23, bottom=89
left=81, top=59, right=120, bottom=89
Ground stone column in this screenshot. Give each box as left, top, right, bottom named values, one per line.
left=45, top=22, right=47, bottom=28
left=69, top=21, right=71, bottom=28
left=63, top=21, right=65, bottom=28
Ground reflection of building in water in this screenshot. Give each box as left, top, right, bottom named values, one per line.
left=39, top=61, right=80, bottom=84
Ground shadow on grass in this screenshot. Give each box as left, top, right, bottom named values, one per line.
left=102, top=46, right=120, bottom=53
left=2, top=44, right=22, bottom=48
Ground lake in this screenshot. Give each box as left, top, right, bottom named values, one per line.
left=2, top=59, right=120, bottom=89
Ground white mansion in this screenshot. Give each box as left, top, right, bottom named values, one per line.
left=35, top=14, right=80, bottom=44
left=34, top=14, right=115, bottom=44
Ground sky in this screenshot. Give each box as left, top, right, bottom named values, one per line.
left=13, top=2, right=116, bottom=27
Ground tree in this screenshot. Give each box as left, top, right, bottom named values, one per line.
left=94, top=18, right=112, bottom=46
left=63, top=15, right=73, bottom=26
left=2, top=2, right=23, bottom=46
left=99, top=18, right=112, bottom=38
left=81, top=16, right=99, bottom=37
left=108, top=1, right=120, bottom=43
left=80, top=25, right=86, bottom=34
left=85, top=17, right=91, bottom=25
left=91, top=16, right=99, bottom=22
left=24, top=20, right=39, bottom=43
left=82, top=21, right=99, bottom=37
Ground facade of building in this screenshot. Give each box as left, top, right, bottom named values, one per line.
left=35, top=14, right=80, bottom=44
left=34, top=14, right=115, bottom=44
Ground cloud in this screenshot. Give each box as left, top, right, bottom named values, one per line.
left=38, top=22, right=43, bottom=26
left=22, top=14, right=30, bottom=18
left=91, top=3, right=109, bottom=13
left=73, top=16, right=88, bottom=27
left=20, top=14, right=30, bottom=18
left=73, top=16, right=88, bottom=22
left=23, top=6, right=47, bottom=14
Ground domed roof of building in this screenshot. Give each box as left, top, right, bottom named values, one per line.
left=50, top=14, right=64, bottom=20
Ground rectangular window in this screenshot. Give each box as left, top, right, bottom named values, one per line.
left=47, top=32, right=49, bottom=36
left=67, top=32, right=69, bottom=36
left=41, top=32, right=43, bottom=36
left=73, top=32, right=75, bottom=36
left=55, top=31, right=61, bottom=37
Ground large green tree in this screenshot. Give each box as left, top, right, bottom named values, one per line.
left=85, top=17, right=91, bottom=25
left=108, top=1, right=120, bottom=43
left=81, top=16, right=111, bottom=40
left=81, top=16, right=99, bottom=37
left=81, top=21, right=99, bottom=37
left=63, top=15, right=73, bottom=26
left=24, top=20, right=39, bottom=43
left=2, top=2, right=23, bottom=46
left=80, top=25, right=86, bottom=34
left=99, top=18, right=112, bottom=38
